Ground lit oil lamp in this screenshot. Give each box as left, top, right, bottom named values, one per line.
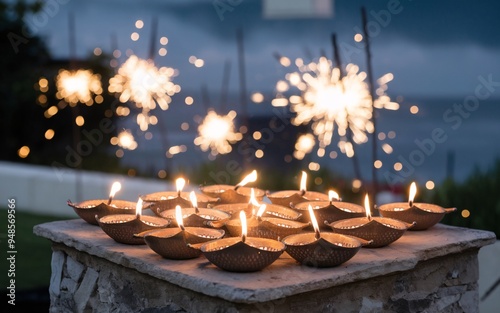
left=199, top=170, right=265, bottom=204
left=157, top=191, right=230, bottom=228
left=209, top=187, right=302, bottom=222
left=266, top=171, right=329, bottom=207
left=196, top=211, right=285, bottom=272
left=223, top=204, right=309, bottom=240
left=378, top=182, right=456, bottom=230
left=143, top=178, right=218, bottom=216
left=96, top=198, right=170, bottom=245
left=282, top=205, right=370, bottom=268
left=326, top=194, right=415, bottom=248
left=292, top=190, right=365, bottom=228
left=135, top=205, right=225, bottom=259
left=68, top=182, right=140, bottom=225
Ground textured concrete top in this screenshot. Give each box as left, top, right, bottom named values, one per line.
left=34, top=220, right=496, bottom=304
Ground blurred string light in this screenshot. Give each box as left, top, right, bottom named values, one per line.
left=55, top=69, right=103, bottom=106
left=273, top=56, right=398, bottom=161
left=194, top=110, right=243, bottom=156
left=110, top=130, right=138, bottom=150
left=108, top=55, right=180, bottom=131
left=294, top=133, right=315, bottom=160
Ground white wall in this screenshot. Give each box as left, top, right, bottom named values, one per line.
left=0, top=161, right=182, bottom=217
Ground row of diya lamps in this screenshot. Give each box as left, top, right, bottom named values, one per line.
left=67, top=170, right=456, bottom=272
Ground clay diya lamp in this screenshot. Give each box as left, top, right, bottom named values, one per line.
left=327, top=194, right=415, bottom=248
left=68, top=182, right=140, bottom=225
left=158, top=191, right=231, bottom=228
left=266, top=171, right=328, bottom=207
left=142, top=178, right=218, bottom=216
left=199, top=170, right=265, bottom=204
left=135, top=206, right=225, bottom=259
left=96, top=198, right=170, bottom=245
left=292, top=190, right=365, bottom=228
left=282, top=204, right=371, bottom=268
left=194, top=211, right=285, bottom=272
left=378, top=182, right=456, bottom=230
left=222, top=205, right=310, bottom=240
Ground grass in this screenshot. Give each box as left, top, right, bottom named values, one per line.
left=0, top=208, right=70, bottom=291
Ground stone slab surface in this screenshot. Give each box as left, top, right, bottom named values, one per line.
left=34, top=220, right=496, bottom=304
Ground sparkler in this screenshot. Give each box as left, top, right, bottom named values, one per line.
left=194, top=110, right=243, bottom=156
left=275, top=56, right=396, bottom=158
left=108, top=55, right=180, bottom=131
left=56, top=69, right=102, bottom=105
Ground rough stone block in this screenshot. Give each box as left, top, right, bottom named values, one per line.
left=49, top=250, right=65, bottom=298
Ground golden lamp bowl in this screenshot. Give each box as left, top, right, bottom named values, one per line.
left=326, top=217, right=415, bottom=248
left=282, top=232, right=370, bottom=268
left=292, top=201, right=365, bottom=228
left=197, top=236, right=285, bottom=272
left=209, top=202, right=302, bottom=221
left=266, top=190, right=329, bottom=207
left=199, top=185, right=265, bottom=204
left=142, top=192, right=219, bottom=214
left=135, top=227, right=225, bottom=260
left=378, top=203, right=456, bottom=230
left=222, top=217, right=309, bottom=240
left=96, top=214, right=170, bottom=245
left=68, top=199, right=142, bottom=225
left=158, top=207, right=231, bottom=228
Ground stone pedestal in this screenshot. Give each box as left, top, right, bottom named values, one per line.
left=34, top=220, right=496, bottom=313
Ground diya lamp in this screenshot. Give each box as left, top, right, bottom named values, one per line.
left=199, top=170, right=265, bottom=204
left=157, top=191, right=230, bottom=228
left=143, top=178, right=218, bottom=216
left=326, top=194, right=415, bottom=248
left=68, top=182, right=140, bottom=225
left=292, top=190, right=365, bottom=228
left=282, top=205, right=370, bottom=268
left=266, top=171, right=329, bottom=207
left=195, top=211, right=286, bottom=272
left=378, top=182, right=456, bottom=230
left=135, top=205, right=225, bottom=260
left=207, top=187, right=266, bottom=222
left=96, top=198, right=170, bottom=245
left=223, top=204, right=309, bottom=240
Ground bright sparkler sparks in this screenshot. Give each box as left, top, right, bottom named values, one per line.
left=276, top=56, right=396, bottom=158
left=108, top=55, right=180, bottom=131
left=194, top=110, right=243, bottom=156
left=56, top=69, right=102, bottom=105
left=294, top=133, right=315, bottom=160
left=116, top=130, right=138, bottom=150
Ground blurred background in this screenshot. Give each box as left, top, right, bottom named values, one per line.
left=0, top=0, right=499, bottom=310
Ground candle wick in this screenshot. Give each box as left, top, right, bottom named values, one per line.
left=299, top=189, right=306, bottom=196
left=194, top=206, right=199, bottom=214
left=179, top=224, right=185, bottom=231
left=177, top=191, right=181, bottom=197
left=314, top=229, right=320, bottom=240
left=409, top=201, right=413, bottom=207
left=241, top=233, right=246, bottom=243
left=234, top=185, right=241, bottom=191
left=367, top=215, right=372, bottom=222
left=107, top=196, right=113, bottom=205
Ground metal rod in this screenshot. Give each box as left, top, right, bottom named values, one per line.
left=361, top=7, right=379, bottom=202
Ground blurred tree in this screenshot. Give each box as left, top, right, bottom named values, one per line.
left=0, top=0, right=122, bottom=173
left=435, top=159, right=500, bottom=238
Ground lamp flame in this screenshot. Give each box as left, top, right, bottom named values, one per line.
left=240, top=211, right=247, bottom=243
left=308, top=204, right=321, bottom=239
left=236, top=170, right=257, bottom=189
left=256, top=204, right=267, bottom=218
left=189, top=191, right=199, bottom=213
left=328, top=190, right=340, bottom=202
left=249, top=188, right=260, bottom=206
left=107, top=181, right=122, bottom=204
left=175, top=205, right=185, bottom=231
left=409, top=182, right=417, bottom=207
left=135, top=198, right=143, bottom=218
left=176, top=178, right=186, bottom=196
left=299, top=171, right=307, bottom=195
left=364, top=194, right=372, bottom=221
